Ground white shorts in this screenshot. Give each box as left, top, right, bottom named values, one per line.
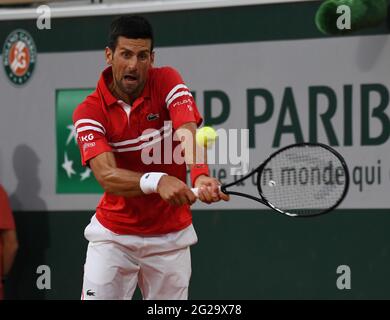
left=81, top=215, right=198, bottom=300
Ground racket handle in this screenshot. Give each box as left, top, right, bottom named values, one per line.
left=191, top=186, right=221, bottom=198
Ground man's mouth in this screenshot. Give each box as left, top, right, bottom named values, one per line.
left=124, top=75, right=138, bottom=83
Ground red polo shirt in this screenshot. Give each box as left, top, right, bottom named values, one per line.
left=0, top=185, right=15, bottom=300
left=73, top=66, right=202, bottom=235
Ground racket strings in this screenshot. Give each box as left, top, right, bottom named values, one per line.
left=259, top=145, right=347, bottom=216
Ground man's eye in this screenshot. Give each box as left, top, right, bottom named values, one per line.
left=139, top=54, right=148, bottom=60
left=122, top=52, right=130, bottom=58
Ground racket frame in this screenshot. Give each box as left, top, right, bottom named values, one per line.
left=221, top=142, right=350, bottom=217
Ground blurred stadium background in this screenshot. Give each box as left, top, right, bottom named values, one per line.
left=0, top=0, right=389, bottom=299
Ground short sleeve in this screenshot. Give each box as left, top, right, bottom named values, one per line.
left=160, top=67, right=203, bottom=130
left=0, top=185, right=15, bottom=230
left=72, top=103, right=113, bottom=166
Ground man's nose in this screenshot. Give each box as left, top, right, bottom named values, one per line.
left=127, top=56, right=138, bottom=70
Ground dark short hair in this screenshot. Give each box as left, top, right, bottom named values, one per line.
left=108, top=15, right=154, bottom=51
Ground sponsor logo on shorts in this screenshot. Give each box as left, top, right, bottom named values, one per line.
left=86, top=289, right=95, bottom=297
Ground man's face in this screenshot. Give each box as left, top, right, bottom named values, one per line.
left=105, top=36, right=154, bottom=99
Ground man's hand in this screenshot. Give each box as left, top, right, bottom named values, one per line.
left=157, top=175, right=197, bottom=206
left=194, top=175, right=230, bottom=204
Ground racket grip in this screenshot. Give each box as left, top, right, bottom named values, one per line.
left=191, top=186, right=222, bottom=198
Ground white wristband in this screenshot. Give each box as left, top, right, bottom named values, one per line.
left=140, top=172, right=167, bottom=194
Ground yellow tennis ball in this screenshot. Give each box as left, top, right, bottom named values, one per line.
left=196, top=126, right=217, bottom=148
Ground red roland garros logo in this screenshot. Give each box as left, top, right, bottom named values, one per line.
left=2, top=29, right=37, bottom=86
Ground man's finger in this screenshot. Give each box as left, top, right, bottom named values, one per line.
left=198, top=187, right=213, bottom=204
left=219, top=191, right=230, bottom=201
left=210, top=183, right=220, bottom=198
left=186, top=189, right=197, bottom=205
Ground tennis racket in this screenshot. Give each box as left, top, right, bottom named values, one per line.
left=192, top=142, right=349, bottom=217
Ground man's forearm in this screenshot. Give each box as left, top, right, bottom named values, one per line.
left=3, top=246, right=17, bottom=276
left=89, top=152, right=145, bottom=197
left=1, top=230, right=18, bottom=277
left=175, top=122, right=207, bottom=169
left=98, top=167, right=144, bottom=197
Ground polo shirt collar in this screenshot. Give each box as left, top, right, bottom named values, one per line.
left=98, top=67, right=117, bottom=107
left=98, top=66, right=151, bottom=108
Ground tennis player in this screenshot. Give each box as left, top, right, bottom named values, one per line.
left=73, top=15, right=229, bottom=300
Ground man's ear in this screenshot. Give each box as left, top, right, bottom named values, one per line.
left=105, top=47, right=113, bottom=65
left=150, top=51, right=155, bottom=66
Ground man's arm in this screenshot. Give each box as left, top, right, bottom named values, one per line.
left=89, top=152, right=143, bottom=197
left=175, top=122, right=229, bottom=203
left=1, top=229, right=18, bottom=277
left=89, top=151, right=196, bottom=206
left=175, top=122, right=206, bottom=166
